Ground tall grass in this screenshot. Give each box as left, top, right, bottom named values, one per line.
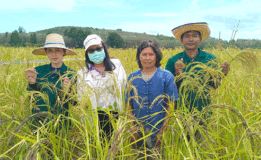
left=0, top=46, right=261, bottom=159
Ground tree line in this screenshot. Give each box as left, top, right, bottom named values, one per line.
left=1, top=26, right=125, bottom=49
left=1, top=26, right=261, bottom=49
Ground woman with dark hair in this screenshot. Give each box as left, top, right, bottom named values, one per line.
left=77, top=34, right=126, bottom=139
left=126, top=40, right=179, bottom=148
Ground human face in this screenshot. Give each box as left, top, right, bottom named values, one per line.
left=181, top=31, right=201, bottom=50
left=46, top=47, right=64, bottom=68
left=87, top=44, right=103, bottom=54
left=87, top=44, right=105, bottom=65
left=139, top=47, right=157, bottom=69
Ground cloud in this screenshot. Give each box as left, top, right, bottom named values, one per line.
left=1, top=0, right=77, bottom=12
left=131, top=0, right=261, bottom=40
left=237, top=30, right=261, bottom=40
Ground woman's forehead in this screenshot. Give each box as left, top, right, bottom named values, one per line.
left=141, top=47, right=154, bottom=53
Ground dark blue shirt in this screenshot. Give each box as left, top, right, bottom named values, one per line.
left=126, top=68, right=178, bottom=144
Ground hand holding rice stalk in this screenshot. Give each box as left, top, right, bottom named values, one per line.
left=62, top=76, right=71, bottom=92
left=220, top=61, right=230, bottom=76
left=175, top=58, right=186, bottom=75
left=24, top=68, right=38, bottom=84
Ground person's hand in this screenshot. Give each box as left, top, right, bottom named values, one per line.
left=130, top=126, right=141, bottom=148
left=154, top=129, right=163, bottom=148
left=25, top=68, right=37, bottom=84
left=62, top=77, right=71, bottom=92
left=85, top=103, right=89, bottom=109
left=221, top=61, right=230, bottom=76
left=175, top=58, right=184, bottom=75
left=131, top=129, right=140, bottom=142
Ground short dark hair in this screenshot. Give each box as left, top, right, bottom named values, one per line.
left=85, top=42, right=115, bottom=71
left=136, top=40, right=162, bottom=69
left=181, top=31, right=201, bottom=41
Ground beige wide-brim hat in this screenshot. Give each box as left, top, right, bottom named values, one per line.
left=32, top=33, right=77, bottom=55
left=172, top=22, right=210, bottom=42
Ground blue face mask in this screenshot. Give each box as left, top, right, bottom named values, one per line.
left=88, top=50, right=105, bottom=64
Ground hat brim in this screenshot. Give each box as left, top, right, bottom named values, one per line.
left=32, top=44, right=77, bottom=56
left=85, top=40, right=102, bottom=51
left=172, top=22, right=210, bottom=42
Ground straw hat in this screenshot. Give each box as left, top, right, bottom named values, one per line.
left=32, top=33, right=77, bottom=55
left=172, top=22, right=210, bottom=42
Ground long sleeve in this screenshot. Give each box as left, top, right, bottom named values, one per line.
left=165, top=57, right=183, bottom=91
left=165, top=59, right=175, bottom=75
left=27, top=83, right=40, bottom=91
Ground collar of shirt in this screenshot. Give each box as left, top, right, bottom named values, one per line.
left=51, top=66, right=61, bottom=72
left=41, top=63, right=68, bottom=74
left=132, top=70, right=156, bottom=86
left=40, top=63, right=68, bottom=80
left=180, top=48, right=206, bottom=63
left=90, top=64, right=106, bottom=77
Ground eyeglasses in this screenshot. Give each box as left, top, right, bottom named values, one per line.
left=88, top=47, right=103, bottom=54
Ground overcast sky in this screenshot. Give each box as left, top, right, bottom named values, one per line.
left=1, top=0, right=260, bottom=41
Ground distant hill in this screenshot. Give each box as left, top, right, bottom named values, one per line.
left=1, top=26, right=261, bottom=49
left=35, top=26, right=156, bottom=41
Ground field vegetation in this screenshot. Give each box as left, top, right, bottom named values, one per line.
left=0, top=46, right=261, bottom=159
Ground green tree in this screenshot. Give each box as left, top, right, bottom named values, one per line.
left=1, top=32, right=9, bottom=44
left=67, top=27, right=78, bottom=47
left=75, top=29, right=86, bottom=48
left=107, top=32, right=124, bottom=48
left=229, top=39, right=235, bottom=44
left=18, top=26, right=26, bottom=33
left=66, top=27, right=91, bottom=48
left=85, top=28, right=91, bottom=36
left=67, top=27, right=77, bottom=39
left=47, top=30, right=52, bottom=35
left=64, top=29, right=69, bottom=36
left=10, top=30, right=22, bottom=46
left=30, top=33, right=37, bottom=44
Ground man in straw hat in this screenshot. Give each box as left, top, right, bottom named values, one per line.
left=25, top=33, right=77, bottom=130
left=166, top=22, right=229, bottom=115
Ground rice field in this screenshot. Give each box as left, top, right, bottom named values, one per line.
left=0, top=46, right=261, bottom=159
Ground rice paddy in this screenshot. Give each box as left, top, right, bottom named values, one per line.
left=1, top=46, right=261, bottom=159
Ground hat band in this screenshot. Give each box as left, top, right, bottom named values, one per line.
left=45, top=42, right=65, bottom=46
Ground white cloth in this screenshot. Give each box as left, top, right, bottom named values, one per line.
left=77, top=59, right=126, bottom=111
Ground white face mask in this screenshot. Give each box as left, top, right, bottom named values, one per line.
left=88, top=50, right=106, bottom=64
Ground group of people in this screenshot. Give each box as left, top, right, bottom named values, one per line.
left=25, top=22, right=230, bottom=148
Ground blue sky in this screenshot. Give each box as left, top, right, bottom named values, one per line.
left=1, top=0, right=260, bottom=41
